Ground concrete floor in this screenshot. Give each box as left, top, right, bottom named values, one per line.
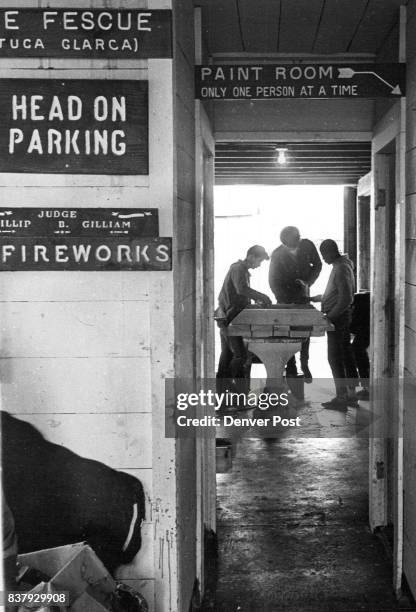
left=207, top=436, right=409, bottom=612
left=204, top=339, right=415, bottom=611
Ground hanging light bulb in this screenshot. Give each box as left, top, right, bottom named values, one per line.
left=275, top=147, right=288, bottom=165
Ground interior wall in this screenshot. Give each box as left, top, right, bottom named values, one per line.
left=173, top=1, right=200, bottom=609
left=357, top=194, right=371, bottom=291
left=374, top=14, right=400, bottom=125
left=343, top=187, right=358, bottom=276
left=213, top=98, right=374, bottom=140
left=403, top=0, right=416, bottom=598
left=0, top=2, right=176, bottom=611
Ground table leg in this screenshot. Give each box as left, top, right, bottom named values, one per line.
left=248, top=339, right=302, bottom=392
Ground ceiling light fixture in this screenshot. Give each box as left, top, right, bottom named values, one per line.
left=275, top=147, right=288, bottom=165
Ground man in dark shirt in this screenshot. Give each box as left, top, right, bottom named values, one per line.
left=268, top=226, right=322, bottom=381
left=216, top=245, right=272, bottom=392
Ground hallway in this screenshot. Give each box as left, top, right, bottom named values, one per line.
left=205, top=435, right=415, bottom=612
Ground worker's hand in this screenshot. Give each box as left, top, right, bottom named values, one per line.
left=256, top=294, right=272, bottom=307
left=295, top=279, right=308, bottom=290
left=310, top=294, right=322, bottom=302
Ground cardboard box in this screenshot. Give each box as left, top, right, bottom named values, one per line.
left=17, top=543, right=116, bottom=611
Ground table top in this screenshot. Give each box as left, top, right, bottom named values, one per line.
left=226, top=305, right=334, bottom=338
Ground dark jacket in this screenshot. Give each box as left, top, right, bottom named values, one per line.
left=350, top=291, right=370, bottom=333
left=269, top=238, right=322, bottom=303
left=1, top=411, right=145, bottom=572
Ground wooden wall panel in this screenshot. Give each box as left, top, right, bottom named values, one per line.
left=0, top=187, right=150, bottom=208
left=407, top=239, right=416, bottom=286
left=405, top=194, right=416, bottom=239
left=0, top=302, right=150, bottom=358
left=404, top=400, right=416, bottom=594
left=176, top=198, right=197, bottom=251
left=0, top=272, right=149, bottom=302
left=280, top=0, right=331, bottom=53
left=238, top=0, right=281, bottom=52
left=173, top=1, right=198, bottom=609
left=407, top=5, right=416, bottom=62
left=0, top=357, right=151, bottom=415
left=0, top=7, right=176, bottom=610
left=406, top=147, right=416, bottom=195
left=405, top=283, right=416, bottom=332
left=177, top=148, right=196, bottom=205
left=213, top=99, right=374, bottom=135
left=12, top=412, right=152, bottom=468
left=404, top=21, right=416, bottom=599
left=404, top=326, right=416, bottom=378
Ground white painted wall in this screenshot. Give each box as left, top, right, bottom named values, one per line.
left=0, top=2, right=177, bottom=611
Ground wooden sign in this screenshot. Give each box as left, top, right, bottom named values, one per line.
left=0, top=79, right=148, bottom=174
left=0, top=237, right=172, bottom=271
left=195, top=63, right=406, bottom=99
left=0, top=208, right=159, bottom=238
left=0, top=9, right=172, bottom=59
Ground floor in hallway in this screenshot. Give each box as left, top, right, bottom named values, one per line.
left=204, top=435, right=415, bottom=612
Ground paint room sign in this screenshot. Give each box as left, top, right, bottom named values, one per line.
left=0, top=79, right=148, bottom=174
left=0, top=208, right=172, bottom=271
left=195, top=63, right=406, bottom=99
left=0, top=9, right=172, bottom=58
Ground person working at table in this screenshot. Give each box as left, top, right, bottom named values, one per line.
left=312, top=239, right=359, bottom=410
left=215, top=245, right=272, bottom=393
left=268, top=226, right=322, bottom=382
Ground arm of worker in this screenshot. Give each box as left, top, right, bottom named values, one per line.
left=310, top=294, right=322, bottom=302
left=231, top=265, right=272, bottom=305
left=242, top=287, right=272, bottom=306
left=326, top=273, right=354, bottom=321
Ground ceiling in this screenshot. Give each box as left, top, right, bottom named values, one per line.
left=196, top=0, right=401, bottom=185
left=196, top=0, right=404, bottom=56
left=215, top=141, right=372, bottom=185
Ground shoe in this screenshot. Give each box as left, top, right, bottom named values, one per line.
left=321, top=397, right=348, bottom=411
left=356, top=388, right=369, bottom=401
left=301, top=365, right=313, bottom=384
left=346, top=396, right=359, bottom=408
left=286, top=371, right=299, bottom=378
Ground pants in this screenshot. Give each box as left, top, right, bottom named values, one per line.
left=216, top=328, right=249, bottom=393
left=327, top=310, right=358, bottom=398
left=351, top=328, right=370, bottom=385
left=286, top=338, right=310, bottom=376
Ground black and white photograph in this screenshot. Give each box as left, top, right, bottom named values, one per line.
left=0, top=1, right=415, bottom=611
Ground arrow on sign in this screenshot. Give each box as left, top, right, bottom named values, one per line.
left=338, top=67, right=402, bottom=95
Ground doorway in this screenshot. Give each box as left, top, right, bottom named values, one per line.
left=201, top=130, right=409, bottom=608
left=208, top=179, right=392, bottom=610
left=214, top=184, right=344, bottom=381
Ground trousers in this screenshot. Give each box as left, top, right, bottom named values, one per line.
left=326, top=310, right=358, bottom=398
left=216, top=328, right=251, bottom=394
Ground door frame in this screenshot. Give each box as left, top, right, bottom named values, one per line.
left=370, top=97, right=406, bottom=595
left=195, top=98, right=216, bottom=596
